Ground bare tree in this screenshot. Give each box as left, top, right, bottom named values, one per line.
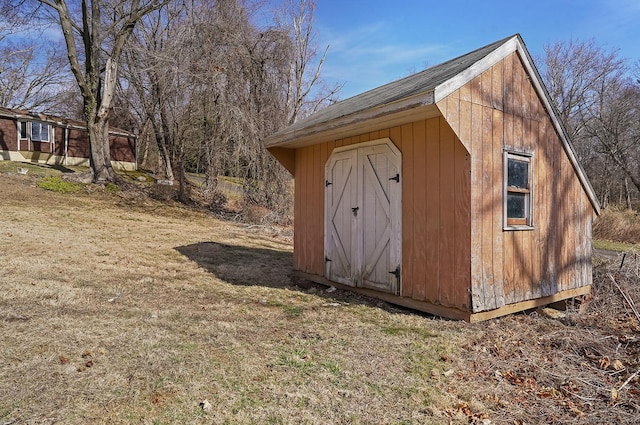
left=0, top=39, right=70, bottom=111
left=276, top=0, right=341, bottom=125
left=24, top=0, right=170, bottom=183
left=540, top=38, right=640, bottom=208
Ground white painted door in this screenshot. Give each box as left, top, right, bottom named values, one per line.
left=325, top=139, right=402, bottom=294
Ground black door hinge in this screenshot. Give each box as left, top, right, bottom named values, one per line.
left=325, top=256, right=331, bottom=262
left=325, top=180, right=332, bottom=187
left=389, top=173, right=400, bottom=183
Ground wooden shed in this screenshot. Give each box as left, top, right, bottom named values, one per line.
left=264, top=34, right=600, bottom=321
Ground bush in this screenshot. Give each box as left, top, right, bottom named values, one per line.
left=37, top=176, right=84, bottom=193
left=593, top=206, right=640, bottom=244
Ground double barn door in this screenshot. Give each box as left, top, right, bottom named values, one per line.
left=324, top=139, right=402, bottom=294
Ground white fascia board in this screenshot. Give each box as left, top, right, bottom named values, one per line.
left=434, top=36, right=519, bottom=103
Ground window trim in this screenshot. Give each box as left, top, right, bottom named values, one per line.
left=503, top=151, right=534, bottom=231
left=18, top=120, right=51, bottom=142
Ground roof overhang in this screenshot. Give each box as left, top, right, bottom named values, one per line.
left=264, top=92, right=439, bottom=149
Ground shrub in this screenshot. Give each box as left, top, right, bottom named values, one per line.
left=593, top=206, right=640, bottom=244
left=37, top=176, right=84, bottom=193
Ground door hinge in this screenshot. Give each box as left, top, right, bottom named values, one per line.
left=351, top=206, right=359, bottom=216
left=325, top=256, right=332, bottom=262
left=389, top=173, right=400, bottom=183
left=325, top=180, right=332, bottom=187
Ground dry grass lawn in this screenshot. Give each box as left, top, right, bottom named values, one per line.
left=1, top=163, right=639, bottom=424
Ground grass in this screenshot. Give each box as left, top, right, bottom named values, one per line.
left=37, top=175, right=85, bottom=193
left=0, top=169, right=458, bottom=424
left=593, top=238, right=639, bottom=252
left=1, top=164, right=639, bottom=424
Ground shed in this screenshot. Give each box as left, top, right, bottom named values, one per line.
left=264, top=34, right=600, bottom=321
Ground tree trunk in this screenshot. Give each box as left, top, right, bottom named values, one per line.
left=624, top=178, right=633, bottom=210
left=88, top=116, right=116, bottom=183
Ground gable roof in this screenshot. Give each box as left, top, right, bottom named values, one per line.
left=265, top=34, right=600, bottom=214
left=264, top=35, right=515, bottom=149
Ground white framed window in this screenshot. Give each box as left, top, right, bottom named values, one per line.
left=18, top=121, right=51, bottom=142
left=504, top=151, right=533, bottom=229
left=19, top=121, right=27, bottom=139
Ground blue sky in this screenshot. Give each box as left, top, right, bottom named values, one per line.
left=313, top=0, right=640, bottom=99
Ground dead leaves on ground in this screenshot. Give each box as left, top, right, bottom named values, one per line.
left=58, top=350, right=96, bottom=372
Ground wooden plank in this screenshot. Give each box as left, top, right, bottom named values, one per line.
left=481, top=106, right=496, bottom=309
left=312, top=143, right=323, bottom=275
left=401, top=123, right=414, bottom=298
left=446, top=89, right=461, bottom=138
left=503, top=53, right=514, bottom=115
left=530, top=119, right=542, bottom=296
left=481, top=69, right=492, bottom=109
left=294, top=148, right=304, bottom=271
left=389, top=126, right=402, bottom=150
left=469, top=102, right=484, bottom=311
left=303, top=146, right=314, bottom=273
left=424, top=117, right=441, bottom=305
left=439, top=118, right=456, bottom=307
left=491, top=109, right=505, bottom=306
left=468, top=285, right=592, bottom=323
left=454, top=138, right=471, bottom=309
left=412, top=120, right=428, bottom=301
left=491, top=61, right=504, bottom=111
left=460, top=79, right=472, bottom=103
left=295, top=271, right=591, bottom=323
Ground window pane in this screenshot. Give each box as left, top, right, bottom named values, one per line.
left=32, top=122, right=40, bottom=140
left=19, top=122, right=27, bottom=138
left=41, top=124, right=49, bottom=141
left=508, top=158, right=529, bottom=189
left=507, top=192, right=526, bottom=219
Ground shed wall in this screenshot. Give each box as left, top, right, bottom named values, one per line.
left=437, top=51, right=594, bottom=312
left=293, top=118, right=471, bottom=310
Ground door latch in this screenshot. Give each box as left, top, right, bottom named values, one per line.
left=351, top=206, right=359, bottom=216
left=389, top=266, right=401, bottom=279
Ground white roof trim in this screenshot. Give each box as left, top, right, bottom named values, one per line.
left=434, top=37, right=519, bottom=102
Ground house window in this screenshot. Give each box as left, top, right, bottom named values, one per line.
left=18, top=121, right=50, bottom=142
left=31, top=122, right=50, bottom=142
left=504, top=152, right=532, bottom=228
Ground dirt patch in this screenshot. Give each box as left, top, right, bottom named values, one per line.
left=1, top=171, right=639, bottom=424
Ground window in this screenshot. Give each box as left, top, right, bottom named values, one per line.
left=31, top=122, right=50, bottom=142
left=504, top=152, right=532, bottom=228
left=18, top=121, right=51, bottom=142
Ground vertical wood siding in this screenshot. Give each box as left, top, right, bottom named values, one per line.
left=437, top=51, right=594, bottom=312
left=293, top=118, right=471, bottom=310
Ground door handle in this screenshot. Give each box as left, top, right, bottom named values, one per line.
left=351, top=206, right=359, bottom=216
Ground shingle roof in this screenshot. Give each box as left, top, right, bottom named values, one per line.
left=265, top=34, right=517, bottom=146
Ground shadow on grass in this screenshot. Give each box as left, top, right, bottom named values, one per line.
left=175, top=242, right=293, bottom=288
left=175, top=241, right=432, bottom=317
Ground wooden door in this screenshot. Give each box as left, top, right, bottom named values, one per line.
left=325, top=139, right=402, bottom=294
